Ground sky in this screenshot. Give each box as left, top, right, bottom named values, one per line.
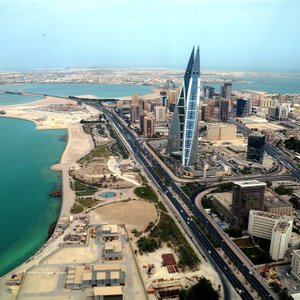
left=0, top=0, right=300, bottom=72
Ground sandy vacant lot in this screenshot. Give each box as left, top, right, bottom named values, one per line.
left=44, top=246, right=97, bottom=265
left=91, top=200, right=158, bottom=232
left=19, top=267, right=59, bottom=294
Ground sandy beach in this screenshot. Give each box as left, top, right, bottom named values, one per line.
left=117, top=87, right=160, bottom=100
left=0, top=96, right=99, bottom=218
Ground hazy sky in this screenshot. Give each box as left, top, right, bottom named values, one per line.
left=0, top=0, right=299, bottom=71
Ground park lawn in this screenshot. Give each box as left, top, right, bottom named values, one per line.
left=134, top=185, right=158, bottom=202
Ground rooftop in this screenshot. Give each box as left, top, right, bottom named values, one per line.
left=93, top=286, right=123, bottom=296
left=251, top=210, right=282, bottom=219
left=234, top=180, right=266, bottom=188
left=273, top=221, right=291, bottom=233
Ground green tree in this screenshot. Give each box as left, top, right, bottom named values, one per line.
left=180, top=278, right=219, bottom=300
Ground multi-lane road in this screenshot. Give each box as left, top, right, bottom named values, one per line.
left=96, top=105, right=275, bottom=300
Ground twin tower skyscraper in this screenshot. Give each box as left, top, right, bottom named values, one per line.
left=167, top=46, right=201, bottom=166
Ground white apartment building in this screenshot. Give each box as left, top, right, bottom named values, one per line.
left=270, top=220, right=293, bottom=260
left=248, top=210, right=293, bottom=260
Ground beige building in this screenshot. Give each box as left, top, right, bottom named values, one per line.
left=206, top=123, right=237, bottom=141
left=168, top=89, right=179, bottom=105
left=103, top=241, right=122, bottom=260
left=132, top=94, right=142, bottom=104
left=154, top=106, right=166, bottom=122
left=93, top=286, right=123, bottom=300
left=143, top=113, right=155, bottom=138
left=264, top=197, right=293, bottom=216
left=292, top=250, right=300, bottom=279
left=270, top=220, right=293, bottom=260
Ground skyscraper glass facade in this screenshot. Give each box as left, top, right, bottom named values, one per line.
left=167, top=47, right=201, bottom=166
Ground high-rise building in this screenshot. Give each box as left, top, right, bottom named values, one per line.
left=201, top=99, right=215, bottom=121
left=203, top=86, right=215, bottom=100
left=268, top=104, right=290, bottom=120
left=292, top=250, right=300, bottom=279
left=130, top=103, right=141, bottom=124
left=140, top=112, right=145, bottom=133
left=143, top=114, right=155, bottom=138
left=219, top=98, right=230, bottom=121
left=270, top=220, right=293, bottom=260
left=248, top=210, right=293, bottom=261
left=132, top=94, right=142, bottom=104
left=154, top=106, right=166, bottom=122
left=160, top=90, right=168, bottom=107
left=167, top=47, right=201, bottom=166
left=232, top=180, right=266, bottom=228
left=236, top=98, right=252, bottom=117
left=168, top=89, right=179, bottom=105
left=248, top=210, right=292, bottom=240
left=220, top=82, right=232, bottom=99
left=247, top=132, right=265, bottom=164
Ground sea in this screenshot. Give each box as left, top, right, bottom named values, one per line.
left=0, top=77, right=299, bottom=277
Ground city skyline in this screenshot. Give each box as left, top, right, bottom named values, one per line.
left=0, top=0, right=300, bottom=72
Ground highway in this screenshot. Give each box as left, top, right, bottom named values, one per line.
left=95, top=105, right=274, bottom=300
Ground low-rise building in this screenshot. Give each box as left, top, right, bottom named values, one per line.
left=264, top=197, right=293, bottom=216
left=65, top=264, right=125, bottom=290
left=93, top=286, right=123, bottom=300
left=103, top=241, right=122, bottom=260
left=206, top=123, right=237, bottom=141
left=100, top=224, right=119, bottom=240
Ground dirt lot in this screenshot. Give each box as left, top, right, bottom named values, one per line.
left=43, top=244, right=98, bottom=264
left=91, top=200, right=158, bottom=232
left=18, top=267, right=59, bottom=294
left=233, top=238, right=255, bottom=248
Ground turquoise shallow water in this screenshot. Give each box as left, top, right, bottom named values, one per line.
left=0, top=83, right=152, bottom=99
left=0, top=118, right=67, bottom=277
left=0, top=93, right=42, bottom=106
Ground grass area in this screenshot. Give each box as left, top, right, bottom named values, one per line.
left=148, top=212, right=199, bottom=270
left=134, top=185, right=158, bottom=202
left=241, top=247, right=273, bottom=265
left=70, top=202, right=84, bottom=214
left=73, top=180, right=97, bottom=196
left=158, top=201, right=168, bottom=212
left=77, top=198, right=98, bottom=208
left=107, top=123, right=129, bottom=159
left=75, top=190, right=96, bottom=196
left=91, top=145, right=114, bottom=158
left=78, top=144, right=114, bottom=164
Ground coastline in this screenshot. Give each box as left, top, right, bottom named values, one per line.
left=0, top=97, right=97, bottom=281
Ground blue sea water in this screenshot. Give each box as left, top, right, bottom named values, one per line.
left=203, top=73, right=300, bottom=94
left=0, top=118, right=67, bottom=277
left=0, top=83, right=152, bottom=99
left=0, top=93, right=41, bottom=106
